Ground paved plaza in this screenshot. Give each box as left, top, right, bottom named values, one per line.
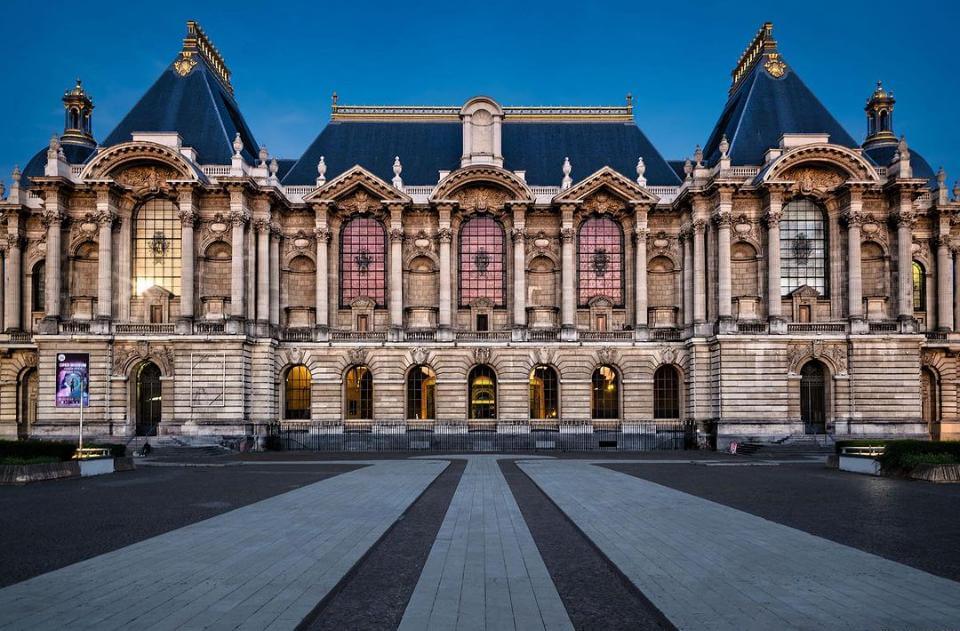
left=2, top=455, right=960, bottom=630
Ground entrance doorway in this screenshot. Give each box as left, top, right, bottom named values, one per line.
left=17, top=368, right=38, bottom=439
left=136, top=362, right=162, bottom=436
left=800, top=360, right=827, bottom=434
left=921, top=367, right=940, bottom=440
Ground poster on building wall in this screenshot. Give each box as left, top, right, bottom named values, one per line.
left=56, top=353, right=89, bottom=408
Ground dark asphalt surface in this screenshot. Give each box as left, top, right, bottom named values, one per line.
left=0, top=463, right=360, bottom=588
left=605, top=462, right=960, bottom=582
left=501, top=460, right=675, bottom=631
left=304, top=459, right=466, bottom=631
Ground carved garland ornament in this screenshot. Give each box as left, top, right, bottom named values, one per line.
left=113, top=342, right=175, bottom=377
left=452, top=186, right=509, bottom=213
left=473, top=347, right=493, bottom=366
left=786, top=340, right=847, bottom=376
left=596, top=346, right=620, bottom=367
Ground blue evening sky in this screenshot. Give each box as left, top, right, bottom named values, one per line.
left=1, top=0, right=957, bottom=187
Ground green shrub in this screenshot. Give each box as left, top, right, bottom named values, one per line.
left=0, top=440, right=76, bottom=462
left=877, top=440, right=960, bottom=471
left=898, top=452, right=959, bottom=468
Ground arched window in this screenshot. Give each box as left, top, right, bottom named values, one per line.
left=31, top=261, right=45, bottom=312
left=800, top=360, right=827, bottom=434
left=654, top=365, right=681, bottom=419
left=578, top=217, right=624, bottom=306
left=780, top=198, right=827, bottom=297
left=529, top=365, right=559, bottom=419
left=468, top=365, right=497, bottom=419
left=134, top=198, right=181, bottom=296
left=284, top=365, right=311, bottom=420
left=340, top=217, right=386, bottom=307
left=459, top=216, right=505, bottom=306
left=591, top=365, right=620, bottom=419
left=407, top=365, right=436, bottom=420
left=913, top=262, right=926, bottom=312
left=344, top=365, right=373, bottom=420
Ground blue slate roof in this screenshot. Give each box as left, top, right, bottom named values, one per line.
left=22, top=142, right=97, bottom=180
left=864, top=143, right=936, bottom=186
left=702, top=59, right=858, bottom=166
left=101, top=56, right=259, bottom=165
left=282, top=120, right=682, bottom=187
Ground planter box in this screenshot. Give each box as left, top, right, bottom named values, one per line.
left=0, top=461, right=80, bottom=485
left=79, top=458, right=115, bottom=477
left=910, top=464, right=960, bottom=483
left=839, top=455, right=881, bottom=476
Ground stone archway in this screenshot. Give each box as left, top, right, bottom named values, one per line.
left=17, top=368, right=38, bottom=439
left=921, top=366, right=941, bottom=440
left=800, top=360, right=828, bottom=434
left=134, top=361, right=163, bottom=436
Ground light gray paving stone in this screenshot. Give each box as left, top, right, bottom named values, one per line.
left=519, top=460, right=960, bottom=631
left=0, top=460, right=446, bottom=631
left=399, top=456, right=573, bottom=631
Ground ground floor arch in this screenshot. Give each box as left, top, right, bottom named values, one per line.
left=800, top=360, right=827, bottom=434
left=921, top=366, right=940, bottom=440
left=17, top=368, right=38, bottom=439
left=135, top=361, right=162, bottom=436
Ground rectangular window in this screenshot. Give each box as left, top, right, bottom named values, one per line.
left=150, top=304, right=163, bottom=324
left=476, top=313, right=489, bottom=331
left=596, top=314, right=607, bottom=331
left=357, top=314, right=368, bottom=332
left=133, top=199, right=182, bottom=296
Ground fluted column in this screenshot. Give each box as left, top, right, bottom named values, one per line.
left=764, top=194, right=783, bottom=323
left=389, top=205, right=404, bottom=334
left=633, top=208, right=649, bottom=331
left=96, top=213, right=114, bottom=319
left=560, top=205, right=576, bottom=339
left=42, top=209, right=62, bottom=321
left=269, top=226, right=280, bottom=327
left=846, top=214, right=864, bottom=322
left=692, top=219, right=706, bottom=325
left=437, top=205, right=453, bottom=335
left=255, top=220, right=270, bottom=323
left=176, top=188, right=197, bottom=321
left=937, top=235, right=954, bottom=331
left=715, top=191, right=733, bottom=326
left=4, top=233, right=21, bottom=331
left=314, top=224, right=330, bottom=330
left=681, top=228, right=693, bottom=327
left=512, top=205, right=527, bottom=333
left=229, top=214, right=247, bottom=319
left=895, top=208, right=915, bottom=321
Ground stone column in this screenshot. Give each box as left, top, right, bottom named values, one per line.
left=389, top=205, right=404, bottom=336
left=846, top=213, right=864, bottom=325
left=176, top=189, right=197, bottom=322
left=229, top=213, right=247, bottom=319
left=715, top=191, right=733, bottom=329
left=560, top=204, right=576, bottom=340
left=512, top=205, right=527, bottom=336
left=764, top=194, right=783, bottom=328
left=437, top=205, right=453, bottom=338
left=314, top=224, right=330, bottom=332
left=42, top=208, right=62, bottom=321
left=269, top=225, right=280, bottom=328
left=634, top=209, right=648, bottom=335
left=4, top=232, right=21, bottom=331
left=116, top=208, right=132, bottom=322
left=954, top=250, right=960, bottom=333
left=895, top=207, right=915, bottom=323
left=682, top=228, right=693, bottom=327
left=255, top=220, right=270, bottom=324
left=692, top=219, right=706, bottom=326
left=937, top=234, right=954, bottom=331
left=96, top=212, right=114, bottom=320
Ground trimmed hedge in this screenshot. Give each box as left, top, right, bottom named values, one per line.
left=878, top=440, right=960, bottom=471
left=0, top=440, right=76, bottom=462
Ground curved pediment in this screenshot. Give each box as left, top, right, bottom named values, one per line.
left=78, top=141, right=203, bottom=184
left=762, top=144, right=880, bottom=187
left=431, top=165, right=533, bottom=204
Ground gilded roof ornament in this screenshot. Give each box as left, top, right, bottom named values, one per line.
left=730, top=22, right=785, bottom=94
left=177, top=21, right=232, bottom=93
left=764, top=53, right=787, bottom=78
left=173, top=51, right=197, bottom=77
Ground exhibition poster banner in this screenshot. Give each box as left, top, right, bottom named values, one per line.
left=56, top=352, right=89, bottom=407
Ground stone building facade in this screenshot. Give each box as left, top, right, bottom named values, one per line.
left=1, top=21, right=957, bottom=447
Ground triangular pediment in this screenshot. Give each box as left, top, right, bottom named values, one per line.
left=303, top=165, right=411, bottom=205
left=789, top=284, right=820, bottom=299
left=553, top=166, right=658, bottom=206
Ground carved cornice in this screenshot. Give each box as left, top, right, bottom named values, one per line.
left=78, top=142, right=198, bottom=182
left=432, top=165, right=533, bottom=203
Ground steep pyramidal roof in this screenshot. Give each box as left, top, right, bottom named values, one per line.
left=702, top=23, right=858, bottom=166
left=102, top=21, right=259, bottom=164
left=282, top=103, right=681, bottom=187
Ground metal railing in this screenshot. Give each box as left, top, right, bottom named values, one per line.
left=268, top=420, right=697, bottom=452
left=579, top=330, right=634, bottom=342
left=282, top=327, right=314, bottom=342
left=59, top=321, right=91, bottom=334
left=786, top=322, right=847, bottom=333
left=648, top=328, right=683, bottom=341
left=329, top=330, right=387, bottom=342
left=115, top=323, right=176, bottom=335
left=868, top=321, right=898, bottom=333
left=194, top=321, right=226, bottom=334
left=455, top=330, right=512, bottom=342
left=736, top=321, right=767, bottom=334
left=528, top=329, right=559, bottom=342
left=405, top=329, right=436, bottom=342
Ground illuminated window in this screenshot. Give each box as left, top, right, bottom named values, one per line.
left=529, top=365, right=559, bottom=419
left=913, top=262, right=926, bottom=312
left=284, top=365, right=311, bottom=420
left=468, top=365, right=497, bottom=419
left=133, top=198, right=181, bottom=296
left=578, top=217, right=623, bottom=306
left=591, top=365, right=619, bottom=419
left=780, top=198, right=827, bottom=296
left=340, top=217, right=386, bottom=307
left=407, top=365, right=436, bottom=420
left=344, top=365, right=373, bottom=420
left=654, top=365, right=681, bottom=419
left=459, top=217, right=505, bottom=306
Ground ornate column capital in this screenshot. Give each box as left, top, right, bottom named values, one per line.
left=5, top=233, right=23, bottom=251
left=892, top=209, right=917, bottom=228
left=253, top=218, right=271, bottom=234
left=177, top=209, right=198, bottom=227
left=560, top=227, right=576, bottom=243
left=229, top=210, right=249, bottom=226
left=40, top=208, right=66, bottom=227
left=510, top=227, right=527, bottom=243
left=712, top=210, right=733, bottom=227
left=843, top=210, right=867, bottom=228
left=691, top=218, right=707, bottom=234
left=763, top=209, right=782, bottom=228
left=390, top=227, right=405, bottom=243
left=436, top=227, right=453, bottom=244
left=314, top=227, right=332, bottom=243
left=634, top=227, right=650, bottom=241
left=96, top=209, right=118, bottom=227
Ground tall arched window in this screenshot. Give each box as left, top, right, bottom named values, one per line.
left=133, top=198, right=181, bottom=295
left=340, top=216, right=386, bottom=307
left=459, top=216, right=505, bottom=306
left=591, top=365, right=620, bottom=419
left=407, top=365, right=436, bottom=420
left=780, top=198, right=827, bottom=297
left=284, top=365, right=311, bottom=420
left=654, top=365, right=681, bottom=419
left=31, top=261, right=45, bottom=313
left=913, top=262, right=926, bottom=312
left=578, top=217, right=624, bottom=306
left=344, top=365, right=373, bottom=420
left=529, top=365, right=559, bottom=419
left=468, top=365, right=497, bottom=419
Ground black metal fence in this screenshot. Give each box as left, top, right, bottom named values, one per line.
left=266, top=421, right=698, bottom=452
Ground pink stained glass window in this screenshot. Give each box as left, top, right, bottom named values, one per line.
left=340, top=216, right=386, bottom=307
left=578, top=217, right=623, bottom=306
left=459, top=216, right=505, bottom=306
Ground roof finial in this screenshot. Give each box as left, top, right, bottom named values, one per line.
left=316, top=156, right=327, bottom=186
left=626, top=92, right=633, bottom=108
left=635, top=157, right=646, bottom=187
left=332, top=91, right=339, bottom=111
left=954, top=180, right=960, bottom=202
left=694, top=145, right=703, bottom=168
left=561, top=157, right=572, bottom=190
left=258, top=146, right=269, bottom=167
left=269, top=158, right=279, bottom=177
left=683, top=158, right=693, bottom=180
left=11, top=165, right=20, bottom=182
left=719, top=134, right=730, bottom=159
left=392, top=156, right=404, bottom=190
left=937, top=167, right=946, bottom=188
left=232, top=132, right=243, bottom=158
